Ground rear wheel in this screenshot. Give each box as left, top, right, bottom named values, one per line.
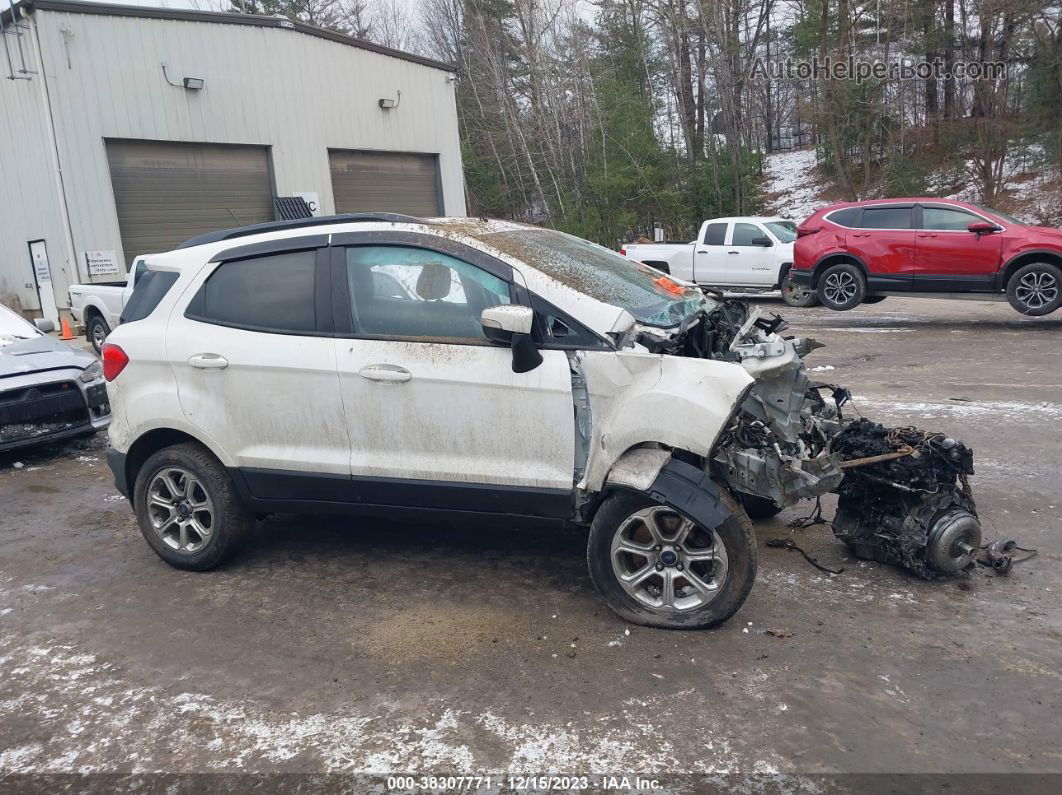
left=587, top=489, right=756, bottom=629
left=780, top=267, right=818, bottom=308
left=133, top=442, right=253, bottom=571
left=86, top=314, right=110, bottom=354
left=817, top=263, right=866, bottom=311
left=1007, top=262, right=1062, bottom=316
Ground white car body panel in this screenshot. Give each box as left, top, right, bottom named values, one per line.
left=623, top=217, right=796, bottom=289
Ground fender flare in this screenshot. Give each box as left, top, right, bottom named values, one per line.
left=811, top=253, right=868, bottom=287
left=606, top=449, right=729, bottom=530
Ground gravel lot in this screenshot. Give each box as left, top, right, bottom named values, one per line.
left=1, top=297, right=1059, bottom=788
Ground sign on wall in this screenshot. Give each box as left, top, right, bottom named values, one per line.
left=83, top=250, right=121, bottom=277
left=295, top=192, right=321, bottom=216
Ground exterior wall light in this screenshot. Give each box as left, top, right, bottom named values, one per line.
left=378, top=90, right=401, bottom=110
left=183, top=77, right=205, bottom=90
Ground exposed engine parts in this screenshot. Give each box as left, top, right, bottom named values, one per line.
left=830, top=420, right=981, bottom=579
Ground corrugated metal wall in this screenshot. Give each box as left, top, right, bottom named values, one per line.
left=0, top=7, right=465, bottom=311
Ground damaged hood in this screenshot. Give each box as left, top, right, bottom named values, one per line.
left=0, top=334, right=95, bottom=378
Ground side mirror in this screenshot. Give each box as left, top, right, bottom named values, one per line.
left=751, top=236, right=773, bottom=247
left=968, top=221, right=1001, bottom=235
left=481, top=305, right=542, bottom=373
left=34, top=318, right=56, bottom=333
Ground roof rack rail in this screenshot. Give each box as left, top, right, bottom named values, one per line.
left=176, top=212, right=426, bottom=249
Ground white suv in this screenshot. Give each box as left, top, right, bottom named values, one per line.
left=102, top=214, right=851, bottom=629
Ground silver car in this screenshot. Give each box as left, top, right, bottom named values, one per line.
left=0, top=304, right=110, bottom=452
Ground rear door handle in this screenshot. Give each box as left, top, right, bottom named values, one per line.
left=728, top=250, right=739, bottom=255
left=188, top=353, right=228, bottom=369
left=917, top=233, right=938, bottom=238
left=697, top=250, right=708, bottom=254
left=358, top=363, right=412, bottom=383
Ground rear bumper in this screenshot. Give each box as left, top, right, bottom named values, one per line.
left=107, top=447, right=129, bottom=497
left=788, top=269, right=812, bottom=287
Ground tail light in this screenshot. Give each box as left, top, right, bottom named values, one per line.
left=101, top=343, right=129, bottom=381
left=796, top=226, right=821, bottom=238
left=618, top=247, right=627, bottom=256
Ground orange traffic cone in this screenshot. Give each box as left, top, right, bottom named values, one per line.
left=59, top=314, right=75, bottom=341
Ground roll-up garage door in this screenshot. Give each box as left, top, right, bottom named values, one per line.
left=329, top=150, right=441, bottom=217
left=106, top=140, right=274, bottom=265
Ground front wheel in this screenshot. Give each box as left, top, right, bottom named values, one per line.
left=816, top=263, right=866, bottom=311
left=1007, top=262, right=1062, bottom=316
left=587, top=489, right=756, bottom=629
left=133, top=442, right=253, bottom=571
left=781, top=268, right=819, bottom=308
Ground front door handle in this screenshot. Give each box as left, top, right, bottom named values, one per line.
left=728, top=250, right=739, bottom=255
left=188, top=353, right=228, bottom=369
left=358, top=363, right=412, bottom=383
left=697, top=250, right=708, bottom=254
left=917, top=233, right=938, bottom=238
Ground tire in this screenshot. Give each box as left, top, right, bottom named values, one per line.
left=862, top=295, right=887, bottom=304
left=86, top=313, right=110, bottom=354
left=780, top=267, right=818, bottom=308
left=816, top=262, right=866, bottom=311
left=586, top=488, right=756, bottom=629
left=133, top=442, right=253, bottom=571
left=737, top=491, right=783, bottom=520
left=1006, top=262, right=1062, bottom=316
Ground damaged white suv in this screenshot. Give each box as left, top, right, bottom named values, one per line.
left=102, top=214, right=980, bottom=629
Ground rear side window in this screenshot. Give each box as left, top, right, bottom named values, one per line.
left=861, top=207, right=912, bottom=229
left=119, top=269, right=178, bottom=324
left=922, top=206, right=978, bottom=230
left=703, top=223, right=727, bottom=245
left=186, top=250, right=317, bottom=333
left=826, top=208, right=860, bottom=227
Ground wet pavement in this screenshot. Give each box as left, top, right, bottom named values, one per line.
left=1, top=297, right=1060, bottom=787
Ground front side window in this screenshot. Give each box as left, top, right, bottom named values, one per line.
left=922, top=206, right=980, bottom=230
left=703, top=223, right=727, bottom=245
left=764, top=220, right=797, bottom=242
left=345, top=246, right=510, bottom=341
left=861, top=207, right=912, bottom=229
left=187, top=250, right=317, bottom=333
left=731, top=223, right=765, bottom=246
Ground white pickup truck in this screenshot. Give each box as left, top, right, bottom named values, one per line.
left=620, top=217, right=817, bottom=307
left=69, top=258, right=149, bottom=352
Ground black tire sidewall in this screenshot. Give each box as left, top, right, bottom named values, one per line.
left=586, top=490, right=757, bottom=629
left=87, top=316, right=109, bottom=353
left=737, top=491, right=784, bottom=520
left=133, top=442, right=252, bottom=571
left=1007, top=262, right=1062, bottom=317
left=816, top=263, right=866, bottom=311
left=781, top=267, right=818, bottom=308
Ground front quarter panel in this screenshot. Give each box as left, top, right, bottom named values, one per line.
left=577, top=350, right=754, bottom=492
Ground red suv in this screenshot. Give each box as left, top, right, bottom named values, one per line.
left=791, top=198, right=1062, bottom=316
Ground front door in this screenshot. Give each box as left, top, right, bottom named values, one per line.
left=28, top=241, right=59, bottom=325
left=331, top=240, right=575, bottom=514
left=848, top=205, right=916, bottom=290
left=166, top=243, right=351, bottom=492
left=725, top=222, right=776, bottom=286
left=913, top=204, right=1002, bottom=290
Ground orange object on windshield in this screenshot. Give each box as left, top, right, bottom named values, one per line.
left=653, top=275, right=686, bottom=296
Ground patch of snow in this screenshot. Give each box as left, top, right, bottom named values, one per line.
left=761, top=148, right=824, bottom=222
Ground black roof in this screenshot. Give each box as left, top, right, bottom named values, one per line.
left=5, top=0, right=455, bottom=72
left=177, top=213, right=427, bottom=249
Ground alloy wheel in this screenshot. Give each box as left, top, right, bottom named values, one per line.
left=1015, top=271, right=1058, bottom=310
left=146, top=467, right=215, bottom=553
left=823, top=271, right=857, bottom=304
left=610, top=506, right=729, bottom=612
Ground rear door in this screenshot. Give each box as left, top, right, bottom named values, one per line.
left=330, top=233, right=575, bottom=514
left=913, top=204, right=1002, bottom=291
left=692, top=222, right=729, bottom=285
left=848, top=205, right=916, bottom=290
left=166, top=238, right=351, bottom=490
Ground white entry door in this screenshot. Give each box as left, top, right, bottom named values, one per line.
left=28, top=241, right=59, bottom=325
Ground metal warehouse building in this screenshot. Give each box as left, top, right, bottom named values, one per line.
left=0, top=0, right=464, bottom=321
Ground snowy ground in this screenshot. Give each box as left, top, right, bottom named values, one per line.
left=760, top=148, right=824, bottom=223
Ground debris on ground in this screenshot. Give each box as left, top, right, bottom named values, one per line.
left=766, top=538, right=845, bottom=575
left=766, top=628, right=794, bottom=638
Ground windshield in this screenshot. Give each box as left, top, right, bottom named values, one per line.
left=764, top=220, right=797, bottom=243
left=973, top=204, right=1024, bottom=226
left=0, top=304, right=41, bottom=347
left=481, top=228, right=712, bottom=327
